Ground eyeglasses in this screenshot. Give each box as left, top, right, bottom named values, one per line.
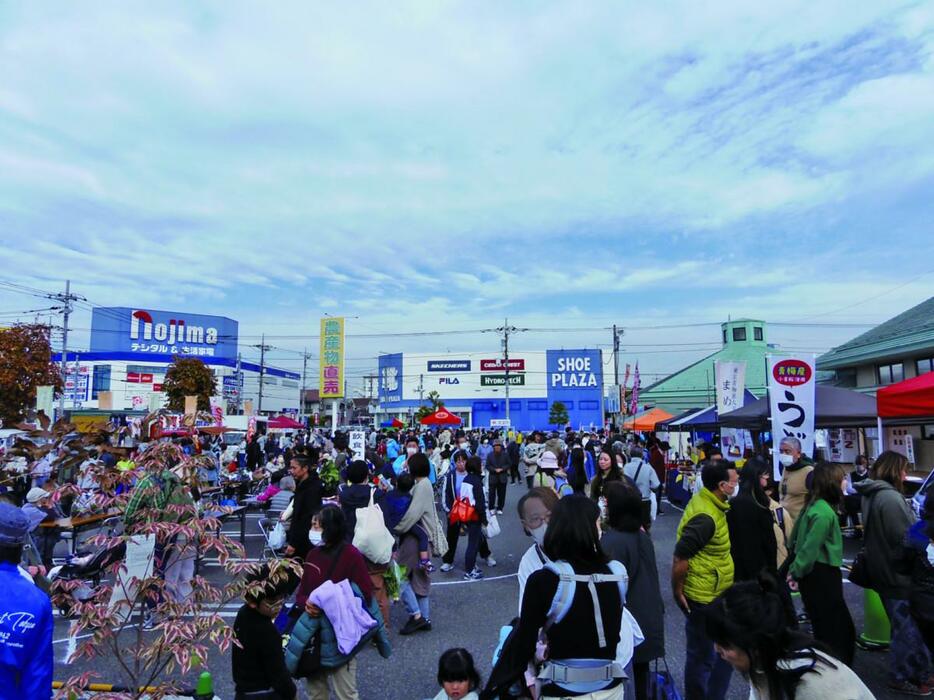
left=523, top=513, right=550, bottom=528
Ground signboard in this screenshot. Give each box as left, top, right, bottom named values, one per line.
left=828, top=428, right=858, bottom=463
left=715, top=361, right=746, bottom=415
left=223, top=373, right=243, bottom=400
left=63, top=364, right=90, bottom=403
left=427, top=360, right=471, bottom=372
left=378, top=353, right=403, bottom=403
left=349, top=430, right=366, bottom=461
left=319, top=317, right=345, bottom=399
left=490, top=419, right=511, bottom=428
left=481, top=374, right=526, bottom=387
left=767, top=354, right=816, bottom=480
left=481, top=358, right=525, bottom=372
left=89, top=307, right=238, bottom=362
left=36, top=385, right=54, bottom=418
left=548, top=354, right=599, bottom=388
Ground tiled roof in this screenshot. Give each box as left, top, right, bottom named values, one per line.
left=817, top=296, right=934, bottom=370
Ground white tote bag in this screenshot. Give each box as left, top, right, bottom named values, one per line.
left=108, top=534, right=156, bottom=624
left=353, top=488, right=394, bottom=565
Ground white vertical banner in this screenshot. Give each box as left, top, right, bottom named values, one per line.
left=349, top=430, right=366, bottom=461
left=714, top=360, right=746, bottom=415
left=767, top=354, right=817, bottom=480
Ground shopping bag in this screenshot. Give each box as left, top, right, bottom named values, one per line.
left=483, top=513, right=501, bottom=539
left=650, top=658, right=682, bottom=700
left=268, top=521, right=286, bottom=550
left=448, top=497, right=477, bottom=524
left=353, top=488, right=394, bottom=565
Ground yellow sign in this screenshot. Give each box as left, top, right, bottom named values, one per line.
left=319, top=317, right=345, bottom=399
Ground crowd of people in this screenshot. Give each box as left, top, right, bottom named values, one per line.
left=2, top=418, right=933, bottom=699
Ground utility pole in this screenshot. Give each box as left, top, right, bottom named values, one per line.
left=254, top=335, right=272, bottom=415
left=612, top=325, right=624, bottom=426
left=493, top=318, right=524, bottom=426
left=300, top=347, right=309, bottom=417
left=51, top=280, right=85, bottom=420
left=235, top=353, right=242, bottom=414
left=418, top=374, right=424, bottom=402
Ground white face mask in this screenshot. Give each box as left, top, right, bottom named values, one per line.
left=406, top=447, right=417, bottom=456
left=529, top=523, right=547, bottom=547
left=779, top=453, right=794, bottom=468
left=308, top=530, right=323, bottom=546
left=927, top=543, right=934, bottom=567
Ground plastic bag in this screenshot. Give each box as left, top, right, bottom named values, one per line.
left=483, top=513, right=501, bottom=539
left=268, top=521, right=287, bottom=550
left=353, top=488, right=394, bottom=565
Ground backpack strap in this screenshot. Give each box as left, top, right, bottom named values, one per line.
left=544, top=561, right=628, bottom=649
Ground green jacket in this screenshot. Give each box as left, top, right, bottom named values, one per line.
left=677, top=487, right=734, bottom=603
left=788, top=499, right=842, bottom=580
left=124, top=469, right=195, bottom=529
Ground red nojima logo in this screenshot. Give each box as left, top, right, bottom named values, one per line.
left=772, top=359, right=812, bottom=386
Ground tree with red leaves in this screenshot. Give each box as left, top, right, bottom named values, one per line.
left=0, top=323, right=62, bottom=426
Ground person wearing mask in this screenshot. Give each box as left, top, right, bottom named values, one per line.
left=483, top=496, right=628, bottom=699
left=476, top=437, right=493, bottom=469
left=392, top=437, right=420, bottom=476
left=439, top=452, right=495, bottom=576
left=602, top=481, right=665, bottom=700
left=515, top=487, right=560, bottom=608
left=285, top=453, right=323, bottom=562
left=292, top=506, right=382, bottom=699
left=522, top=432, right=545, bottom=489
left=233, top=565, right=297, bottom=700
left=727, top=458, right=778, bottom=582
left=623, top=445, right=660, bottom=531
left=778, top=437, right=813, bottom=531
left=856, top=451, right=934, bottom=695
left=705, top=576, right=874, bottom=700
left=671, top=461, right=737, bottom=700
left=486, top=440, right=510, bottom=515
left=785, top=462, right=855, bottom=666
left=0, top=502, right=53, bottom=699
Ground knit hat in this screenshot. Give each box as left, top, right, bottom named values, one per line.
left=26, top=487, right=50, bottom=504
left=492, top=439, right=503, bottom=447
left=0, top=503, right=29, bottom=546
left=539, top=451, right=559, bottom=471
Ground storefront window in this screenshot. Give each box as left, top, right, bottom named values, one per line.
left=92, top=364, right=111, bottom=399
left=916, top=358, right=934, bottom=376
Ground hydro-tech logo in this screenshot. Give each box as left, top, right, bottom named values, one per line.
left=381, top=366, right=399, bottom=393
left=130, top=310, right=219, bottom=346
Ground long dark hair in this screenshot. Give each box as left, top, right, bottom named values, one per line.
left=706, top=573, right=836, bottom=699
left=543, top=495, right=606, bottom=568
left=590, top=449, right=622, bottom=500
left=567, top=448, right=588, bottom=494
left=737, top=456, right=771, bottom=509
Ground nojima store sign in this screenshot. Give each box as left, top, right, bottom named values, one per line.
left=90, top=307, right=239, bottom=362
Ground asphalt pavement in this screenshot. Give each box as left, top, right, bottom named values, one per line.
left=52, top=484, right=895, bottom=699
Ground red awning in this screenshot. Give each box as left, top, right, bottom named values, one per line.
left=420, top=409, right=462, bottom=426
left=268, top=415, right=305, bottom=430
left=877, top=372, right=934, bottom=419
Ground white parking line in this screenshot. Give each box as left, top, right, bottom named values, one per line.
left=433, top=573, right=517, bottom=586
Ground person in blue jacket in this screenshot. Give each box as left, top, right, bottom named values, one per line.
left=0, top=501, right=53, bottom=699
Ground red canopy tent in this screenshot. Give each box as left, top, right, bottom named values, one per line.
left=877, top=372, right=934, bottom=419
left=268, top=415, right=305, bottom=430
left=420, top=409, right=462, bottom=426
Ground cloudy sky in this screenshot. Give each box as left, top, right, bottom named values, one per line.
left=1, top=1, right=932, bottom=387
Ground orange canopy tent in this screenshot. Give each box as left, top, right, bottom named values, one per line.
left=623, top=407, right=673, bottom=432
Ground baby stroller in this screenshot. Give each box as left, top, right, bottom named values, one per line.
left=48, top=516, right=126, bottom=616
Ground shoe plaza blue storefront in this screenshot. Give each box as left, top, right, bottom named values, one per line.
left=376, top=349, right=605, bottom=431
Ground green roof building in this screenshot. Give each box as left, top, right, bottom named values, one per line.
left=817, top=296, right=934, bottom=394
left=640, top=319, right=770, bottom=414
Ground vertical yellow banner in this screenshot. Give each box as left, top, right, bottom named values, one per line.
left=319, top=317, right=345, bottom=399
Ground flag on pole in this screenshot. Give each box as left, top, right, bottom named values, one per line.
left=621, top=363, right=631, bottom=415
left=628, top=363, right=641, bottom=415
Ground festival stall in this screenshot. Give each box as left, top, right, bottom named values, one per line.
left=267, top=415, right=305, bottom=431
left=419, top=408, right=462, bottom=426
left=622, top=407, right=672, bottom=432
